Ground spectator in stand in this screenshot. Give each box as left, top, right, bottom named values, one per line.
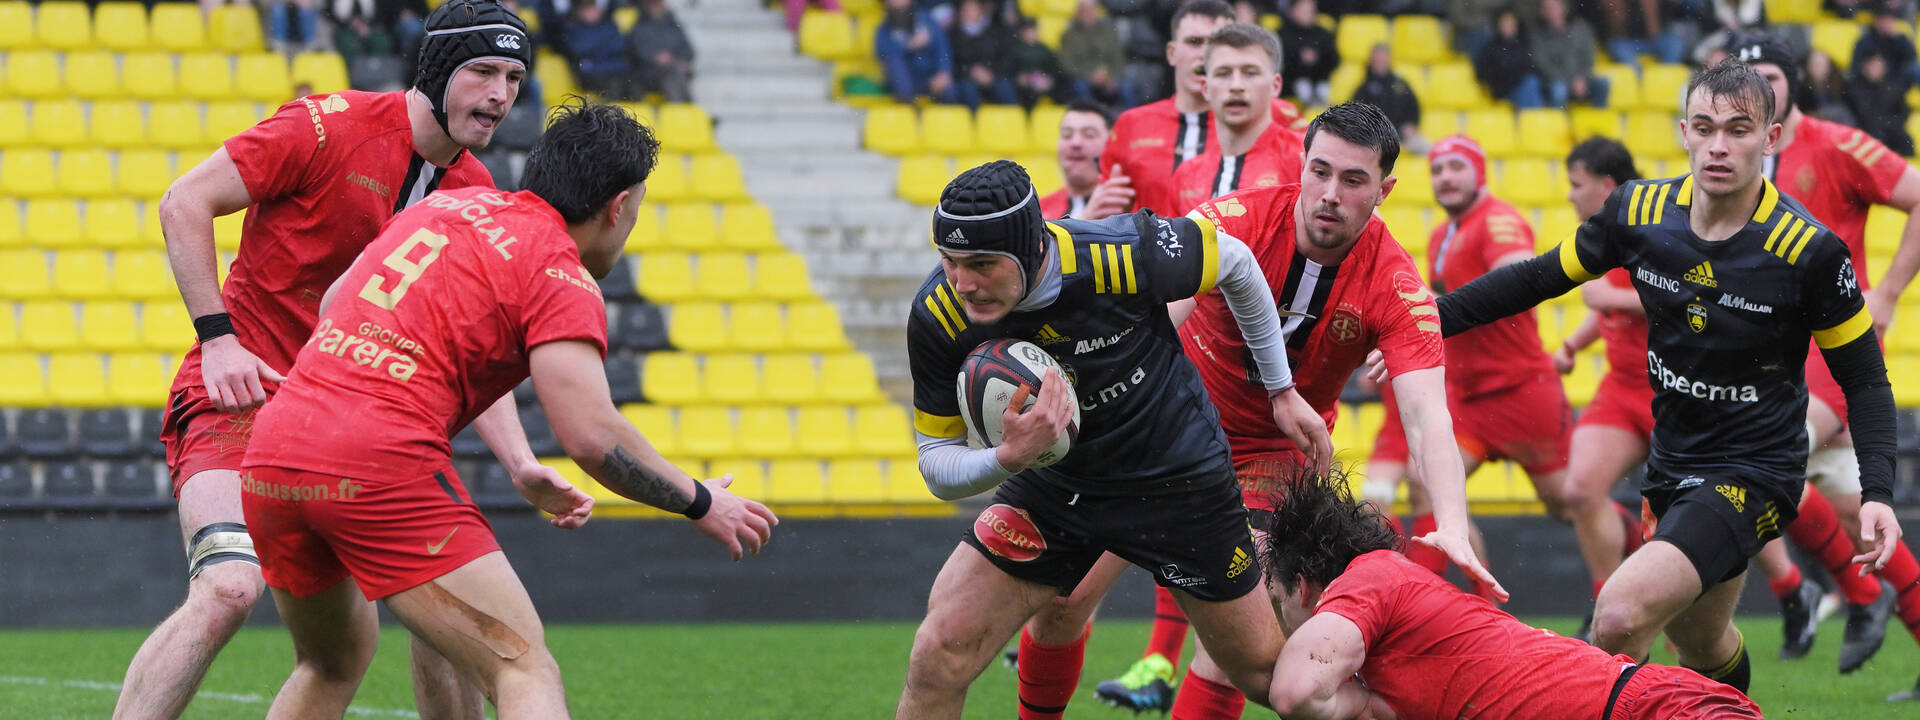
left=562, top=1, right=635, bottom=100
left=329, top=0, right=395, bottom=65
left=1801, top=49, right=1858, bottom=126
left=1601, top=0, right=1689, bottom=65
left=1010, top=17, right=1070, bottom=107
left=1450, top=0, right=1531, bottom=55
left=875, top=0, right=956, bottom=103
left=948, top=0, right=1018, bottom=108
left=1278, top=0, right=1338, bottom=106
left=1854, top=13, right=1919, bottom=91
left=1690, top=0, right=1765, bottom=65
left=630, top=0, right=695, bottom=102
left=1850, top=52, right=1916, bottom=156
left=1475, top=10, right=1544, bottom=108
left=270, top=0, right=320, bottom=53
left=786, top=0, right=842, bottom=32
left=1828, top=0, right=1912, bottom=18
left=1059, top=0, right=1130, bottom=108
left=1351, top=43, right=1428, bottom=154
left=1533, top=0, right=1609, bottom=107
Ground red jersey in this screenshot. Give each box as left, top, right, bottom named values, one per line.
left=1774, top=116, right=1907, bottom=285
left=1101, top=98, right=1302, bottom=216
left=245, top=187, right=608, bottom=479
left=1317, top=550, right=1630, bottom=720
left=1039, top=187, right=1084, bottom=219
left=1170, top=123, right=1305, bottom=215
left=1595, top=268, right=1649, bottom=383
left=1184, top=186, right=1444, bottom=458
left=169, top=91, right=494, bottom=394
left=1429, top=196, right=1553, bottom=397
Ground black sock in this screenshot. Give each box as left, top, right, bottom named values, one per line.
left=1691, top=633, right=1751, bottom=695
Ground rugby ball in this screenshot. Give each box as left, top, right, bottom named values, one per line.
left=957, top=338, right=1081, bottom=468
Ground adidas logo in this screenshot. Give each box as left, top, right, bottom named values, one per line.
left=945, top=228, right=968, bottom=245
left=1226, top=546, right=1251, bottom=579
left=1683, top=261, right=1717, bottom=288
left=1034, top=324, right=1071, bottom=346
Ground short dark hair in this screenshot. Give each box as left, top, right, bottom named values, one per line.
left=520, top=98, right=660, bottom=225
left=1063, top=98, right=1114, bottom=129
left=1259, top=466, right=1402, bottom=588
left=1685, top=59, right=1775, bottom=125
left=1170, top=0, right=1234, bottom=37
left=1206, top=22, right=1282, bottom=69
left=1566, top=137, right=1640, bottom=186
left=1302, top=101, right=1401, bottom=176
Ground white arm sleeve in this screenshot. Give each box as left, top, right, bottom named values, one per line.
left=1206, top=223, right=1294, bottom=392
left=915, top=432, right=1014, bottom=501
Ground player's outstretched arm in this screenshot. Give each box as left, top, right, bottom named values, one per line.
left=1269, top=613, right=1380, bottom=720
left=1392, top=366, right=1507, bottom=602
left=1821, top=331, right=1904, bottom=569
left=1579, top=278, right=1643, bottom=315
left=1866, top=167, right=1920, bottom=336
left=472, top=394, right=594, bottom=529
left=160, top=148, right=283, bottom=412
left=1435, top=246, right=1588, bottom=338
left=1553, top=314, right=1601, bottom=375
left=531, top=340, right=777, bottom=560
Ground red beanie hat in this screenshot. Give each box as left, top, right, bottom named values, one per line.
left=1430, top=135, right=1488, bottom=190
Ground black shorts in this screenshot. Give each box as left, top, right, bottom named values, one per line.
left=962, top=470, right=1260, bottom=602
left=1644, top=475, right=1798, bottom=587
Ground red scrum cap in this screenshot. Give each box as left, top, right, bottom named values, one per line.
left=1429, top=135, right=1487, bottom=190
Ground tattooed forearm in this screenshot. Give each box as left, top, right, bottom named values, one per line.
left=597, top=446, right=691, bottom=511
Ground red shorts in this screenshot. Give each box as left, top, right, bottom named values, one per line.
left=1575, top=373, right=1656, bottom=440
left=239, top=465, right=500, bottom=600
left=1805, top=346, right=1848, bottom=422
left=161, top=384, right=272, bottom=496
left=1370, top=378, right=1572, bottom=475
left=1236, top=450, right=1308, bottom=511
left=1607, top=663, right=1762, bottom=719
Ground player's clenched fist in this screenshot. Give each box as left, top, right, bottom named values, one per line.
left=995, top=367, right=1075, bottom=473
left=692, top=475, right=780, bottom=562
left=199, top=334, right=286, bottom=412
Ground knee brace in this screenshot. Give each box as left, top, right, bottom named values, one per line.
left=186, top=522, right=258, bottom=580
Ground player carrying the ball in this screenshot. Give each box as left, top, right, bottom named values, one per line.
left=894, top=159, right=1329, bottom=719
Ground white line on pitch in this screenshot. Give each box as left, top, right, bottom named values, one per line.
left=0, top=675, right=419, bottom=717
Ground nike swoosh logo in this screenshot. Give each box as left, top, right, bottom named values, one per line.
left=426, top=527, right=458, bottom=555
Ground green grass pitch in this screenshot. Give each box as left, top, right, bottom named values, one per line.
left=0, top=616, right=1913, bottom=718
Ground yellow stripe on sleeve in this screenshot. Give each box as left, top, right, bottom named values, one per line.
left=1103, top=244, right=1122, bottom=292
left=1090, top=243, right=1108, bottom=293
left=1785, top=224, right=1819, bottom=265
left=1650, top=184, right=1668, bottom=225
left=1813, top=307, right=1873, bottom=349
left=1764, top=216, right=1798, bottom=255
left=1049, top=223, right=1076, bottom=275
left=924, top=295, right=957, bottom=338
left=1195, top=216, right=1221, bottom=295
left=913, top=409, right=966, bottom=438
left=935, top=284, right=968, bottom=332
left=1628, top=184, right=1647, bottom=225
left=1121, top=244, right=1137, bottom=294
left=1554, top=241, right=1601, bottom=283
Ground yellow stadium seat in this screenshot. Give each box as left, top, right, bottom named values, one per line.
left=65, top=51, right=122, bottom=99
left=707, top=458, right=766, bottom=497
left=688, top=153, right=748, bottom=202
left=81, top=301, right=140, bottom=351
left=1638, top=64, right=1691, bottom=112
left=0, top=304, right=15, bottom=350
left=797, top=9, right=855, bottom=61
left=148, top=101, right=206, bottom=149
left=5, top=50, right=63, bottom=98
left=210, top=5, right=263, bottom=52
left=702, top=352, right=762, bottom=404
left=0, top=2, right=30, bottom=50
left=1516, top=109, right=1570, bottom=158
left=1392, top=160, right=1434, bottom=207
left=640, top=352, right=702, bottom=404
left=668, top=301, right=729, bottom=351
left=896, top=154, right=951, bottom=206
left=2, top=150, right=54, bottom=199
left=290, top=52, right=349, bottom=93
left=1496, top=157, right=1558, bottom=208
left=150, top=3, right=207, bottom=52
left=1537, top=205, right=1581, bottom=248
left=1027, top=104, right=1066, bottom=154
left=885, top=459, right=937, bottom=503
left=107, top=352, right=169, bottom=406
left=21, top=300, right=80, bottom=351
left=1422, top=109, right=1462, bottom=139
left=1377, top=206, right=1427, bottom=252
left=737, top=405, right=797, bottom=457
left=718, top=203, right=779, bottom=250
left=656, top=104, right=713, bottom=153
left=90, top=101, right=147, bottom=149
left=754, top=252, right=813, bottom=300
left=821, top=353, right=881, bottom=402
left=235, top=53, right=292, bottom=103
left=0, top=353, right=48, bottom=405
left=205, top=101, right=262, bottom=141
left=853, top=404, right=912, bottom=456
left=727, top=301, right=787, bottom=352
left=1020, top=152, right=1061, bottom=197
left=1330, top=64, right=1365, bottom=104
left=663, top=202, right=718, bottom=250
left=94, top=2, right=150, bottom=51
left=534, top=50, right=577, bottom=105
left=1624, top=111, right=1680, bottom=160
left=1334, top=15, right=1388, bottom=66
left=619, top=404, right=680, bottom=454
left=646, top=153, right=689, bottom=204
left=1425, top=63, right=1482, bottom=110
left=919, top=106, right=975, bottom=155
left=1390, top=15, right=1444, bottom=64
left=110, top=249, right=176, bottom=301
left=794, top=405, right=853, bottom=456
left=31, top=100, right=88, bottom=147
left=0, top=100, right=25, bottom=147
left=25, top=198, right=81, bottom=247
left=1462, top=110, right=1516, bottom=157
left=761, top=353, right=819, bottom=404
left=2, top=249, right=52, bottom=299
left=1813, top=21, right=1859, bottom=71
left=117, top=149, right=173, bottom=199
left=828, top=459, right=887, bottom=503
left=1391, top=63, right=1429, bottom=101
left=1596, top=64, right=1641, bottom=110
left=865, top=103, right=920, bottom=155
left=55, top=249, right=111, bottom=299
left=33, top=1, right=91, bottom=49
left=1569, top=106, right=1620, bottom=140
left=677, top=405, right=737, bottom=458
left=85, top=199, right=142, bottom=248
left=767, top=459, right=826, bottom=502
left=179, top=53, right=237, bottom=101
left=636, top=251, right=694, bottom=301
left=211, top=207, right=244, bottom=252
left=49, top=352, right=112, bottom=407
left=975, top=106, right=1029, bottom=156
left=693, top=252, right=753, bottom=301
left=122, top=51, right=180, bottom=100
left=0, top=200, right=21, bottom=247
left=787, top=302, right=850, bottom=351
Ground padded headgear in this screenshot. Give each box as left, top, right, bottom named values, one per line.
left=415, top=0, right=532, bottom=137
left=934, top=160, right=1050, bottom=302
left=1430, top=134, right=1487, bottom=191
left=1729, top=33, right=1800, bottom=84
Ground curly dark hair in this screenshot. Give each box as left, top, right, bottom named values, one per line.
left=521, top=97, right=660, bottom=225
left=1259, top=465, right=1403, bottom=588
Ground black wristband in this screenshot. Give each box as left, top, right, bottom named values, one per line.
left=681, top=480, right=712, bottom=520
left=193, top=313, right=236, bottom=343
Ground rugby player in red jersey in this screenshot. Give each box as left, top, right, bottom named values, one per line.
left=1167, top=23, right=1304, bottom=216
left=1734, top=35, right=1920, bottom=684
left=1263, top=470, right=1761, bottom=720
left=240, top=101, right=777, bottom=719
left=1038, top=100, right=1127, bottom=220
left=120, top=3, right=537, bottom=717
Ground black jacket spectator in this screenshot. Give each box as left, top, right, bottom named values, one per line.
left=563, top=2, right=634, bottom=100
left=629, top=0, right=695, bottom=102
left=1473, top=11, right=1537, bottom=102
left=1010, top=19, right=1069, bottom=107
left=1278, top=0, right=1338, bottom=105
left=947, top=0, right=1018, bottom=106
left=1849, top=54, right=1914, bottom=157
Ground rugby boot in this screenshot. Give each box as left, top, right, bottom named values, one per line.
left=1840, top=579, right=1896, bottom=673
left=1093, top=653, right=1176, bottom=713
left=1887, top=673, right=1920, bottom=702
left=1778, top=578, right=1822, bottom=659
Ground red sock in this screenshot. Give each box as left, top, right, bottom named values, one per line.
left=1878, top=541, right=1920, bottom=642
left=1168, top=670, right=1246, bottom=720
left=1788, top=489, right=1883, bottom=606
left=1403, top=512, right=1448, bottom=575
left=1767, top=563, right=1805, bottom=598
left=1145, top=586, right=1189, bottom=663
left=1017, top=625, right=1088, bottom=720
left=1593, top=580, right=1607, bottom=600
left=1616, top=501, right=1645, bottom=556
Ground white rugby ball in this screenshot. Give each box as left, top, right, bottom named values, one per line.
left=956, top=338, right=1081, bottom=468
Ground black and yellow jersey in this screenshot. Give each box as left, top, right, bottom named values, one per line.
left=908, top=212, right=1231, bottom=495
left=1438, top=175, right=1895, bottom=504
